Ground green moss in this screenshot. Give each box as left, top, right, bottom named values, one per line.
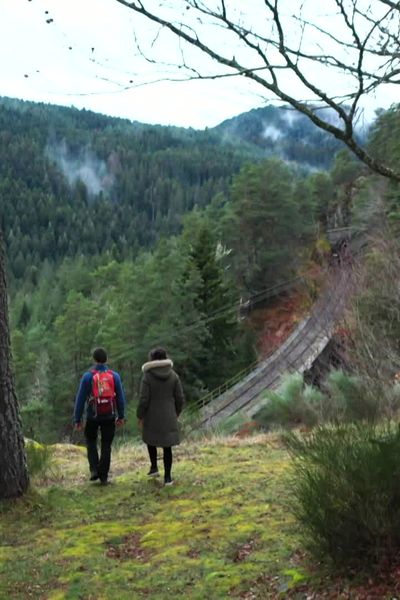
left=0, top=437, right=300, bottom=599
left=46, top=591, right=66, bottom=600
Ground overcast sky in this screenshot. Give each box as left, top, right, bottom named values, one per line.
left=0, top=0, right=398, bottom=129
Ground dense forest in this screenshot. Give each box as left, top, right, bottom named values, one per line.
left=214, top=105, right=350, bottom=169
left=3, top=0, right=400, bottom=590
left=2, top=96, right=398, bottom=442
left=0, top=96, right=351, bottom=282
left=0, top=97, right=252, bottom=281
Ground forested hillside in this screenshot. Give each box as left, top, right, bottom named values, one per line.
left=2, top=95, right=398, bottom=443
left=0, top=97, right=350, bottom=282
left=214, top=105, right=351, bottom=169
left=3, top=0, right=400, bottom=588
left=0, top=96, right=260, bottom=280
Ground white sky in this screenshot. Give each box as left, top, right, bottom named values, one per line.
left=0, top=0, right=398, bottom=129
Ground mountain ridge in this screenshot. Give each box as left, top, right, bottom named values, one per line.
left=0, top=95, right=346, bottom=279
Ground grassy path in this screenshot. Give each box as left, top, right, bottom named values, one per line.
left=0, top=436, right=301, bottom=599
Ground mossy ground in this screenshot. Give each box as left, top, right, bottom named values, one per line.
left=0, top=435, right=306, bottom=599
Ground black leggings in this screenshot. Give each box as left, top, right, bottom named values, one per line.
left=147, top=445, right=172, bottom=478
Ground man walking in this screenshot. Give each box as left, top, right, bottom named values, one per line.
left=74, top=348, right=126, bottom=485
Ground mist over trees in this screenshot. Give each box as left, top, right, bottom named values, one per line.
left=0, top=97, right=249, bottom=280
left=0, top=97, right=348, bottom=282
left=2, top=7, right=400, bottom=582
left=1, top=94, right=399, bottom=486
left=115, top=0, right=400, bottom=181
left=1, top=2, right=399, bottom=502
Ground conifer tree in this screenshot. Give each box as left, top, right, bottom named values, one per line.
left=188, top=225, right=242, bottom=390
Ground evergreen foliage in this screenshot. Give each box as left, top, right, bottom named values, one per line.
left=10, top=234, right=257, bottom=440
left=286, top=424, right=400, bottom=568
left=369, top=105, right=400, bottom=171
left=214, top=105, right=346, bottom=169
left=0, top=96, right=255, bottom=279
left=0, top=96, right=347, bottom=281
left=367, top=105, right=400, bottom=232
left=24, top=439, right=53, bottom=478
left=5, top=97, right=390, bottom=442
left=255, top=369, right=398, bottom=430
left=185, top=225, right=253, bottom=390
left=222, top=159, right=315, bottom=292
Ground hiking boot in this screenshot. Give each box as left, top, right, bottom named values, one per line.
left=90, top=471, right=99, bottom=481
left=147, top=469, right=160, bottom=478
left=164, top=476, right=174, bottom=486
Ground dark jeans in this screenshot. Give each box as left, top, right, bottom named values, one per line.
left=147, top=445, right=172, bottom=478
left=84, top=419, right=116, bottom=481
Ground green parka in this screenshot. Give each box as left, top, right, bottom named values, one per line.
left=137, top=359, right=185, bottom=447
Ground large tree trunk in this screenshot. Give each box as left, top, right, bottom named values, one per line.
left=0, top=238, right=29, bottom=498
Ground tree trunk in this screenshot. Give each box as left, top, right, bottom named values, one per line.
left=0, top=237, right=29, bottom=498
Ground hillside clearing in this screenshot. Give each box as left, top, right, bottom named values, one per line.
left=0, top=435, right=303, bottom=599
left=2, top=434, right=399, bottom=599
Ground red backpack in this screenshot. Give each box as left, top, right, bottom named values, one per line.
left=90, top=369, right=116, bottom=417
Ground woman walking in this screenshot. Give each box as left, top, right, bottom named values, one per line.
left=137, top=347, right=184, bottom=486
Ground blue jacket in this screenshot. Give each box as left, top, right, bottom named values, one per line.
left=74, top=363, right=126, bottom=423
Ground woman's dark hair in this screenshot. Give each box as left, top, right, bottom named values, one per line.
left=93, top=347, right=108, bottom=363
left=149, top=347, right=167, bottom=361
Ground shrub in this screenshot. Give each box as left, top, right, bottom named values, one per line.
left=254, top=370, right=385, bottom=430
left=180, top=404, right=205, bottom=439
left=325, top=369, right=378, bottom=422
left=285, top=423, right=400, bottom=568
left=254, top=373, right=323, bottom=429
left=25, top=439, right=53, bottom=478
left=21, top=399, right=49, bottom=441
left=213, top=412, right=251, bottom=436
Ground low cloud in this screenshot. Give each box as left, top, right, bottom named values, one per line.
left=46, top=140, right=113, bottom=196
left=262, top=124, right=283, bottom=141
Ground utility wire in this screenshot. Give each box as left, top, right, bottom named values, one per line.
left=15, top=275, right=307, bottom=400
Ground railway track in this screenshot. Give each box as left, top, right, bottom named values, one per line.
left=190, top=265, right=353, bottom=430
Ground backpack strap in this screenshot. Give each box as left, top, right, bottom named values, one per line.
left=90, top=369, right=107, bottom=400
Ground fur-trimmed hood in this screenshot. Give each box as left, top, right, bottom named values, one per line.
left=141, top=359, right=173, bottom=380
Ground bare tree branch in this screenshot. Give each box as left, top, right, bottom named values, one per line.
left=114, top=0, right=400, bottom=181
left=380, top=0, right=400, bottom=9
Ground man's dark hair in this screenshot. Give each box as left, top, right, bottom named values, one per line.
left=149, top=347, right=167, bottom=361
left=93, top=347, right=108, bottom=364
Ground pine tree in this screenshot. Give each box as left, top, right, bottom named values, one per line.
left=0, top=236, right=29, bottom=498
left=188, top=225, right=242, bottom=390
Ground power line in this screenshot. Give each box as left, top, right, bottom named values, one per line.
left=15, top=275, right=306, bottom=400
left=187, top=266, right=354, bottom=430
